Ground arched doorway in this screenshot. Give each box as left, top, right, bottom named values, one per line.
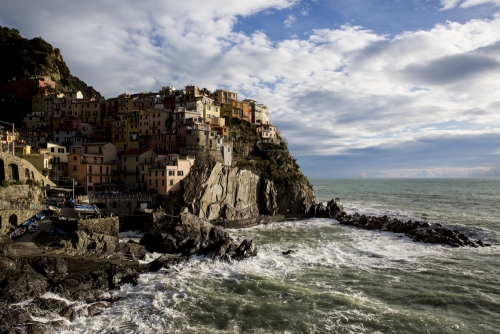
left=9, top=164, right=19, bottom=180
left=9, top=214, right=18, bottom=227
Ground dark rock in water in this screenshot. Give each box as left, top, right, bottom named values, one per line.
left=31, top=297, right=68, bottom=313
left=140, top=210, right=258, bottom=260
left=0, top=302, right=35, bottom=327
left=320, top=198, right=482, bottom=249
left=282, top=250, right=296, bottom=255
left=147, top=254, right=188, bottom=272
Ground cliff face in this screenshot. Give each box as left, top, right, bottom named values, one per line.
left=182, top=119, right=315, bottom=220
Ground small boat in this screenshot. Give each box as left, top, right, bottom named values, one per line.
left=48, top=205, right=61, bottom=214
left=11, top=226, right=27, bottom=239
left=21, top=217, right=37, bottom=227
left=28, top=221, right=38, bottom=233
left=36, top=212, right=46, bottom=220
left=74, top=204, right=99, bottom=215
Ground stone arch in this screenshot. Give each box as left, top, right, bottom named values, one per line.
left=0, top=158, right=5, bottom=180
left=25, top=168, right=30, bottom=179
left=9, top=214, right=18, bottom=227
left=9, top=163, right=19, bottom=180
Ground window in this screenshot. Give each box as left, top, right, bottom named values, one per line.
left=169, top=170, right=174, bottom=176
left=162, top=180, right=165, bottom=186
left=177, top=171, right=184, bottom=176
left=73, top=156, right=77, bottom=160
left=89, top=176, right=92, bottom=183
left=170, top=180, right=173, bottom=186
left=89, top=166, right=92, bottom=172
left=136, top=157, right=138, bottom=162
left=50, top=147, right=54, bottom=152
left=73, top=166, right=76, bottom=171
left=124, top=157, right=127, bottom=162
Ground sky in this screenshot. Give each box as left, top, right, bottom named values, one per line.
left=1, top=0, right=500, bottom=178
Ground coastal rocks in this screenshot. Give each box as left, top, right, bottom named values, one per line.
left=0, top=235, right=13, bottom=256
left=117, top=241, right=147, bottom=260
left=140, top=210, right=258, bottom=261
left=182, top=162, right=316, bottom=220
left=309, top=198, right=345, bottom=219
left=321, top=198, right=488, bottom=248
left=51, top=230, right=147, bottom=260
left=0, top=264, right=49, bottom=303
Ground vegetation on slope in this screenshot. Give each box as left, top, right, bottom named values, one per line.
left=0, top=27, right=104, bottom=99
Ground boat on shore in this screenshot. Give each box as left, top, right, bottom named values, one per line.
left=74, top=204, right=99, bottom=215
left=48, top=206, right=61, bottom=214
left=10, top=226, right=26, bottom=239
left=28, top=221, right=38, bottom=233
left=36, top=211, right=45, bottom=220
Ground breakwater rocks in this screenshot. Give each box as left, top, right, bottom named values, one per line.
left=140, top=209, right=257, bottom=261
left=310, top=198, right=490, bottom=248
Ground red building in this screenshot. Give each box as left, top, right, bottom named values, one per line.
left=1, top=77, right=56, bottom=100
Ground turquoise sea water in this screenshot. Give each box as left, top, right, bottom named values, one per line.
left=65, top=179, right=500, bottom=333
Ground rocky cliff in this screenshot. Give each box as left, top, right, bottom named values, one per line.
left=182, top=120, right=315, bottom=220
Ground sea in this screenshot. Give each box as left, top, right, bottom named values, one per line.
left=62, top=178, right=500, bottom=334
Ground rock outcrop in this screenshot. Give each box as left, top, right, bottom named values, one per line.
left=140, top=209, right=257, bottom=261
left=311, top=198, right=490, bottom=248
left=183, top=162, right=315, bottom=220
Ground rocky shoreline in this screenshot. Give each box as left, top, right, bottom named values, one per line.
left=0, top=197, right=488, bottom=332
left=309, top=198, right=491, bottom=248
left=0, top=210, right=257, bottom=333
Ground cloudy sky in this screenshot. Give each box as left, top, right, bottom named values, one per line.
left=1, top=0, right=500, bottom=177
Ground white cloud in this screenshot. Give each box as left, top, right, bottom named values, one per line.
left=284, top=15, right=296, bottom=28
left=440, top=0, right=500, bottom=9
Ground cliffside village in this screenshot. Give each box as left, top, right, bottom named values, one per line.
left=0, top=79, right=278, bottom=196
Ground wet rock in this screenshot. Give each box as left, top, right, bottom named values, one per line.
left=147, top=254, right=188, bottom=272
left=31, top=297, right=68, bottom=313
left=117, top=242, right=147, bottom=260
left=282, top=250, right=296, bottom=255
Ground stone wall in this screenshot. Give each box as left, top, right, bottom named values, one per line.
left=0, top=185, right=44, bottom=204
left=87, top=195, right=158, bottom=216
left=0, top=151, right=55, bottom=187
left=54, top=217, right=119, bottom=238
left=0, top=209, right=38, bottom=233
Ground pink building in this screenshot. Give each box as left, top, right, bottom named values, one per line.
left=145, top=154, right=195, bottom=195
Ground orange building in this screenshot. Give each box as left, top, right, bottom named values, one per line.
left=67, top=152, right=117, bottom=194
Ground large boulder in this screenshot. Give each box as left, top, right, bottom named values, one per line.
left=140, top=210, right=258, bottom=260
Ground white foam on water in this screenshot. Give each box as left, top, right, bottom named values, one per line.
left=62, top=218, right=500, bottom=333
left=119, top=230, right=145, bottom=244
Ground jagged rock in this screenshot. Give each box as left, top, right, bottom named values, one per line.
left=0, top=264, right=49, bottom=303
left=31, top=297, right=68, bottom=313
left=30, top=257, right=68, bottom=283
left=117, top=242, right=147, bottom=260
left=147, top=254, right=188, bottom=272
left=140, top=211, right=258, bottom=260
